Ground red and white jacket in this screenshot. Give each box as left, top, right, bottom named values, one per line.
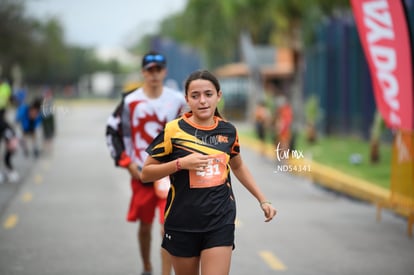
left=120, top=86, right=186, bottom=169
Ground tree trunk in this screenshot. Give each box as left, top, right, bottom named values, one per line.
left=370, top=139, right=380, bottom=164
left=306, top=123, right=316, bottom=144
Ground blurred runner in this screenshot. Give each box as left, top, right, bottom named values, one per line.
left=15, top=97, right=42, bottom=158
left=0, top=76, right=12, bottom=122
left=0, top=120, right=19, bottom=183
left=253, top=100, right=270, bottom=155
left=41, top=87, right=56, bottom=155
left=274, top=95, right=293, bottom=154
left=0, top=76, right=19, bottom=182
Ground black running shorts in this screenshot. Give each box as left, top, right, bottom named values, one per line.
left=162, top=224, right=235, bottom=257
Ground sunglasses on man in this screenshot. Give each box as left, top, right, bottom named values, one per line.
left=144, top=54, right=166, bottom=63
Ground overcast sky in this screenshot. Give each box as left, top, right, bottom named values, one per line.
left=24, top=0, right=188, bottom=48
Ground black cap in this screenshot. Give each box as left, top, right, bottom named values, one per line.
left=142, top=52, right=166, bottom=70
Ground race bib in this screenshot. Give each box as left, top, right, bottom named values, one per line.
left=189, top=153, right=228, bottom=188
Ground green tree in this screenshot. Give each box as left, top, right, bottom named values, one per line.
left=304, top=94, right=321, bottom=143
left=155, top=0, right=350, bottom=69
left=0, top=0, right=36, bottom=78
left=25, top=17, right=71, bottom=84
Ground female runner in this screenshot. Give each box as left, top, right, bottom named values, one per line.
left=142, top=69, right=277, bottom=275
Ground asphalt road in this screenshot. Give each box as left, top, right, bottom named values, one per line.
left=0, top=101, right=413, bottom=275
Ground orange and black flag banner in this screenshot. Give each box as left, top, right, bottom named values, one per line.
left=351, top=0, right=414, bottom=210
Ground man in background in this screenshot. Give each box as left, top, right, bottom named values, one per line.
left=106, top=51, right=186, bottom=275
